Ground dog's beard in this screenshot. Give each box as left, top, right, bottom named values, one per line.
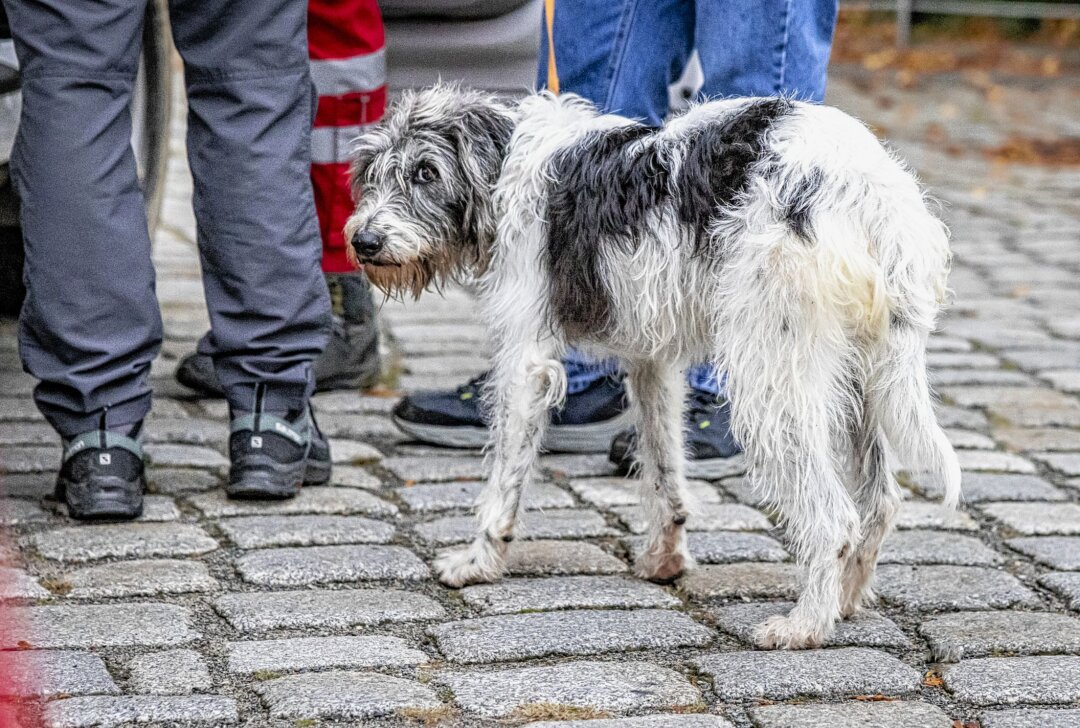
left=350, top=244, right=475, bottom=300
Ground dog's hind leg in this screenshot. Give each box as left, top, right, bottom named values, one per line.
left=434, top=336, right=564, bottom=587
left=840, top=422, right=900, bottom=617
left=628, top=359, right=695, bottom=582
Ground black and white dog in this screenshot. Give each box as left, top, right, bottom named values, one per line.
left=346, top=85, right=960, bottom=649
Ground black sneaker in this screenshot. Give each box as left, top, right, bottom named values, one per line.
left=176, top=274, right=380, bottom=397
left=227, top=386, right=332, bottom=500
left=609, top=388, right=742, bottom=477
left=56, top=421, right=146, bottom=521
left=392, top=371, right=633, bottom=452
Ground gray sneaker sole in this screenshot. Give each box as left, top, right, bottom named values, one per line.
left=391, top=410, right=634, bottom=454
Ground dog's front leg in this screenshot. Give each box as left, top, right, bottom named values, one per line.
left=628, top=359, right=695, bottom=582
left=435, top=344, right=564, bottom=588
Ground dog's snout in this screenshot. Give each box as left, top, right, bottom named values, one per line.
left=352, top=229, right=385, bottom=257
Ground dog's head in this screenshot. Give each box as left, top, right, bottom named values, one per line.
left=345, top=84, right=516, bottom=298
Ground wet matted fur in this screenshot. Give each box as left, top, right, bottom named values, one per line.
left=345, top=84, right=961, bottom=649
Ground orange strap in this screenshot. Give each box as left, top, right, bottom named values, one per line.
left=544, top=0, right=559, bottom=94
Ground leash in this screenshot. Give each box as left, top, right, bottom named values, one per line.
left=544, top=0, right=559, bottom=94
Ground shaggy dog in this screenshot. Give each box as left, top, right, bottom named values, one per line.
left=345, top=85, right=960, bottom=649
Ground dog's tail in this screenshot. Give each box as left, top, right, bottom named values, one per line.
left=857, top=167, right=962, bottom=509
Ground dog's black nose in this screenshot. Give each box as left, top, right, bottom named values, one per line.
left=352, top=230, right=384, bottom=257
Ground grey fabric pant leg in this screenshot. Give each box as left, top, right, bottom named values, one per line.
left=9, top=0, right=329, bottom=438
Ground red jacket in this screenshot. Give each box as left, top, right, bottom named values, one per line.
left=309, top=0, right=386, bottom=272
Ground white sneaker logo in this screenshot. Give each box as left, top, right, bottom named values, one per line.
left=251, top=436, right=263, bottom=449
left=99, top=453, right=111, bottom=465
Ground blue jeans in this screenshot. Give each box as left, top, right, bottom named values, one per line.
left=540, top=0, right=837, bottom=397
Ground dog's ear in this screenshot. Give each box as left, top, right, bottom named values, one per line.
left=348, top=129, right=390, bottom=201
left=448, top=99, right=516, bottom=246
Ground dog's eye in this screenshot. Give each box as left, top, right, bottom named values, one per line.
left=413, top=164, right=438, bottom=185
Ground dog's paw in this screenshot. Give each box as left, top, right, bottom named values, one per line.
left=434, top=544, right=503, bottom=588
left=753, top=614, right=826, bottom=650
left=633, top=548, right=693, bottom=584
left=840, top=585, right=877, bottom=618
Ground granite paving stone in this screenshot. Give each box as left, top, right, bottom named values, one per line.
left=146, top=468, right=220, bottom=494
left=133, top=495, right=181, bottom=522
left=431, top=608, right=712, bottom=663
left=1007, top=536, right=1080, bottom=570
left=696, top=647, right=921, bottom=700
left=0, top=565, right=48, bottom=599
left=504, top=539, right=628, bottom=576
left=980, top=502, right=1080, bottom=534
left=30, top=523, right=218, bottom=562
left=416, top=509, right=615, bottom=545
left=395, top=479, right=575, bottom=512
left=679, top=563, right=801, bottom=600
left=921, top=611, right=1080, bottom=661
left=956, top=449, right=1037, bottom=473
left=127, top=650, right=211, bottom=695
left=944, top=656, right=1080, bottom=705
left=1041, top=572, right=1080, bottom=610
left=461, top=575, right=679, bottom=614
left=0, top=650, right=118, bottom=698
left=218, top=514, right=395, bottom=548
left=979, top=709, right=1080, bottom=728
left=876, top=565, right=1040, bottom=611
left=254, top=672, right=441, bottom=720
left=330, top=465, right=383, bottom=489
left=894, top=501, right=979, bottom=530
left=435, top=661, right=702, bottom=718
left=327, top=438, right=383, bottom=464
left=187, top=486, right=397, bottom=518
left=710, top=601, right=910, bottom=648
left=383, top=455, right=487, bottom=482
left=1, top=446, right=61, bottom=473
left=994, top=427, right=1080, bottom=452
left=945, top=428, right=997, bottom=449
left=0, top=498, right=49, bottom=525
left=227, top=635, right=428, bottom=673
left=614, top=503, right=771, bottom=534
left=915, top=472, right=1065, bottom=501
left=626, top=531, right=789, bottom=564
left=65, top=559, right=218, bottom=598
left=1036, top=452, right=1080, bottom=476
left=878, top=530, right=1001, bottom=565
left=748, top=702, right=954, bottom=728
left=530, top=718, right=733, bottom=728
left=143, top=443, right=228, bottom=468
left=235, top=544, right=429, bottom=586
left=0, top=604, right=198, bottom=648
left=542, top=454, right=620, bottom=479
left=213, top=588, right=445, bottom=632
left=43, top=695, right=238, bottom=727
left=568, top=476, right=720, bottom=507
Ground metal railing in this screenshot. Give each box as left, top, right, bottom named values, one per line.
left=843, top=0, right=1080, bottom=46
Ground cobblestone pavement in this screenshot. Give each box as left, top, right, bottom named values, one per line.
left=1, top=69, right=1079, bottom=727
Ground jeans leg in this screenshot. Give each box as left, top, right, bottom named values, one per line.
left=7, top=0, right=158, bottom=437
left=537, top=0, right=693, bottom=125
left=169, top=0, right=331, bottom=416
left=696, top=0, right=838, bottom=101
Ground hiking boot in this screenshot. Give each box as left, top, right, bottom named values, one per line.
left=609, top=388, right=742, bottom=478
left=56, top=420, right=146, bottom=521
left=176, top=273, right=380, bottom=397
left=391, top=370, right=632, bottom=452
left=227, top=385, right=332, bottom=500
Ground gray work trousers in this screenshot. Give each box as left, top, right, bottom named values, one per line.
left=7, top=0, right=330, bottom=437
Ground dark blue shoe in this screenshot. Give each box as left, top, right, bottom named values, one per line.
left=609, top=388, right=743, bottom=477
left=392, top=370, right=632, bottom=452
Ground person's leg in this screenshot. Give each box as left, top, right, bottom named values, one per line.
left=696, top=0, right=838, bottom=102
left=173, top=0, right=386, bottom=397
left=9, top=0, right=159, bottom=438
left=169, top=0, right=330, bottom=416
left=169, top=0, right=332, bottom=498
left=8, top=0, right=154, bottom=519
